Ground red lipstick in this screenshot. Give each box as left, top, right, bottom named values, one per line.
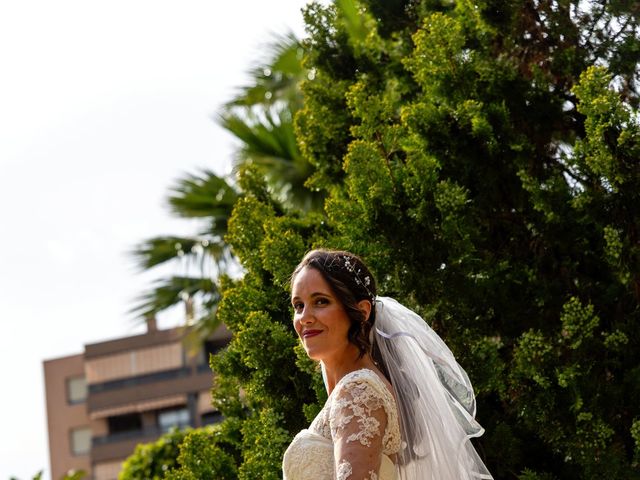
left=302, top=329, right=322, bottom=338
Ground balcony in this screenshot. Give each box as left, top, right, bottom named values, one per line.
left=89, top=367, right=193, bottom=394
left=87, top=366, right=213, bottom=418
left=91, top=426, right=164, bottom=462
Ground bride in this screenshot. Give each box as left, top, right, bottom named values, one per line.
left=282, top=249, right=493, bottom=480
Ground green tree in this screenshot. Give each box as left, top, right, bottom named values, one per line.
left=198, top=0, right=640, bottom=478
left=119, top=422, right=242, bottom=480
left=125, top=0, right=639, bottom=478
left=119, top=428, right=188, bottom=480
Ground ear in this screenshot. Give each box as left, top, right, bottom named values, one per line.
left=357, top=299, right=372, bottom=322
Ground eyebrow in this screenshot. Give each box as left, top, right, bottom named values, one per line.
left=291, top=291, right=331, bottom=302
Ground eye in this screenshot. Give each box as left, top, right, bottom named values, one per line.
left=292, top=302, right=303, bottom=313
left=315, top=297, right=329, bottom=305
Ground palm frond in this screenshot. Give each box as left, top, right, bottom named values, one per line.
left=131, top=31, right=315, bottom=325
left=226, top=31, right=304, bottom=109
left=131, top=234, right=231, bottom=271
left=131, top=235, right=203, bottom=270
left=220, top=107, right=324, bottom=211
left=130, top=275, right=219, bottom=318
left=220, top=108, right=302, bottom=167
left=168, top=170, right=238, bottom=228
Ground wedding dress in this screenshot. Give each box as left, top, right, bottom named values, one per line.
left=282, top=368, right=401, bottom=480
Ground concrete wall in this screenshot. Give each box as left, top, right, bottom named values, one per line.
left=43, top=353, right=91, bottom=479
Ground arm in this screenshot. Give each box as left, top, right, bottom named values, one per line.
left=330, top=377, right=389, bottom=480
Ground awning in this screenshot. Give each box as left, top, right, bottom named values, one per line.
left=89, top=394, right=187, bottom=419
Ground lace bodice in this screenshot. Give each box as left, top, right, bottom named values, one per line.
left=283, top=369, right=401, bottom=480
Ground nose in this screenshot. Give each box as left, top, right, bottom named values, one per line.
left=299, top=307, right=314, bottom=325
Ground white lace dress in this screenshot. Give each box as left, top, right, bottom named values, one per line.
left=283, top=368, right=401, bottom=480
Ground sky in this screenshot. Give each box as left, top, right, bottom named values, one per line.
left=0, top=1, right=312, bottom=478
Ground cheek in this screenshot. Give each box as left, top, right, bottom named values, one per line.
left=327, top=309, right=352, bottom=335
left=339, top=314, right=354, bottom=335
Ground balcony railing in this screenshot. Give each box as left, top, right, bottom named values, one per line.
left=88, top=367, right=195, bottom=394
left=92, top=425, right=163, bottom=446
left=92, top=422, right=193, bottom=446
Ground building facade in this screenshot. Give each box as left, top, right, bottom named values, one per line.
left=43, top=319, right=230, bottom=480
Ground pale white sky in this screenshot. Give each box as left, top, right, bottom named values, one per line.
left=0, top=1, right=311, bottom=478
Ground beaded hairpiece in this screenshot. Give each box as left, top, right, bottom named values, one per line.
left=343, top=255, right=375, bottom=301
left=323, top=254, right=376, bottom=303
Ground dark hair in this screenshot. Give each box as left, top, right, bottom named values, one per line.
left=291, top=249, right=377, bottom=358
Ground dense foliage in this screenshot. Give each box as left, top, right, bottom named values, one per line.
left=120, top=428, right=188, bottom=479
left=119, top=423, right=242, bottom=480
left=217, top=0, right=639, bottom=478
left=124, top=0, right=639, bottom=478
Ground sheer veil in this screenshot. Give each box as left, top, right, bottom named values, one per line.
left=372, top=296, right=493, bottom=480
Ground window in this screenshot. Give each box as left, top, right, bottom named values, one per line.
left=158, top=408, right=190, bottom=432
left=201, top=411, right=223, bottom=426
left=107, top=413, right=142, bottom=434
left=70, top=427, right=91, bottom=455
left=67, top=376, right=87, bottom=404
left=200, top=339, right=228, bottom=366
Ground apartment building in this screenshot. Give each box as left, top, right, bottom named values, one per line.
left=43, top=318, right=231, bottom=480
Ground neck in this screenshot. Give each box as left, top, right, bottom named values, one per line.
left=322, top=350, right=377, bottom=394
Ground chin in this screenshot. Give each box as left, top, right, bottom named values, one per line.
left=305, top=349, right=321, bottom=361
left=304, top=347, right=325, bottom=362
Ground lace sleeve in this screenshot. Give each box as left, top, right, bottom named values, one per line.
left=329, top=374, right=389, bottom=480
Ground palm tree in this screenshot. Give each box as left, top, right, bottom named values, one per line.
left=131, top=170, right=238, bottom=345
left=131, top=32, right=318, bottom=338
left=219, top=31, right=322, bottom=212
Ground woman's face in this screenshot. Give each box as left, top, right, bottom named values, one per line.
left=291, top=266, right=353, bottom=363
